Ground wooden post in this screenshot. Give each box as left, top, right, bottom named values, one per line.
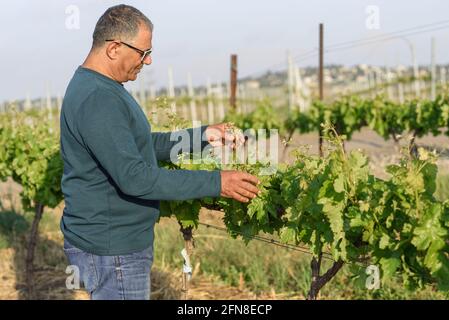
left=230, top=54, right=238, bottom=111
left=179, top=225, right=194, bottom=300
left=318, top=23, right=324, bottom=157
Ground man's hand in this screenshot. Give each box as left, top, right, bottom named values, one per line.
left=205, top=123, right=245, bottom=149
left=220, top=171, right=260, bottom=203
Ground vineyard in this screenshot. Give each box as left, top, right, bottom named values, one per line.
left=1, top=92, right=449, bottom=300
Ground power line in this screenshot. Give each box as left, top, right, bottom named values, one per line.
left=292, top=19, right=449, bottom=61
left=241, top=20, right=449, bottom=79
left=295, top=21, right=449, bottom=61
left=323, top=24, right=449, bottom=54
left=294, top=24, right=449, bottom=64
left=325, top=19, right=449, bottom=50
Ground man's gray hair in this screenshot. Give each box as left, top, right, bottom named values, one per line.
left=92, top=4, right=153, bottom=49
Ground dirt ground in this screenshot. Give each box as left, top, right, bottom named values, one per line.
left=1, top=128, right=448, bottom=300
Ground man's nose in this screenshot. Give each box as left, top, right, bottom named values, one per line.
left=143, top=55, right=152, bottom=65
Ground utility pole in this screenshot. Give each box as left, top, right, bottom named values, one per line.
left=318, top=23, right=324, bottom=157
left=230, top=54, right=238, bottom=111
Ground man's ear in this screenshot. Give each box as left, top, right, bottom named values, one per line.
left=105, top=42, right=120, bottom=60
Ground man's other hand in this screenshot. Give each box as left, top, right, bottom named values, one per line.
left=220, top=171, right=260, bottom=203
left=205, top=123, right=245, bottom=149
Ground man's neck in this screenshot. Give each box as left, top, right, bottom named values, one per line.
left=81, top=54, right=122, bottom=84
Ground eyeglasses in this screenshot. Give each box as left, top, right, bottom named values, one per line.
left=105, top=39, right=152, bottom=63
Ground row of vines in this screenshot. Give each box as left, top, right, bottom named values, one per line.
left=1, top=95, right=449, bottom=299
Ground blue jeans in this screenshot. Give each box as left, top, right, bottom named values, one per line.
left=63, top=239, right=153, bottom=300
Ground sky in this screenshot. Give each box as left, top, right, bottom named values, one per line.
left=1, top=0, right=449, bottom=102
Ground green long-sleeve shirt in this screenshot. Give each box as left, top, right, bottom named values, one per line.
left=60, top=66, right=221, bottom=255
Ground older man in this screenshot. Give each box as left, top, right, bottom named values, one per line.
left=60, top=4, right=259, bottom=300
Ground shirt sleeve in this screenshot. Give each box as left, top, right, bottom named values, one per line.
left=151, top=126, right=210, bottom=161
left=76, top=90, right=221, bottom=201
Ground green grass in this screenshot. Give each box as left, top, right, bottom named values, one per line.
left=0, top=206, right=60, bottom=250
left=154, top=218, right=312, bottom=296
left=0, top=210, right=29, bottom=249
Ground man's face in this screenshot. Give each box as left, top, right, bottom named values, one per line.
left=114, top=25, right=152, bottom=83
